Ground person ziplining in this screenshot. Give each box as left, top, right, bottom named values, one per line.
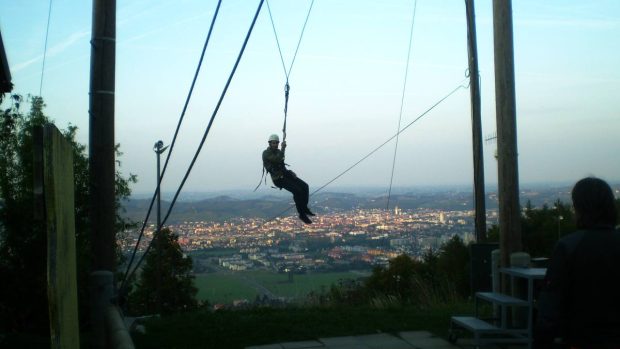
left=262, top=134, right=314, bottom=224
left=256, top=0, right=316, bottom=224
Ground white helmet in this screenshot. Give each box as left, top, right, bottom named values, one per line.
left=268, top=134, right=279, bottom=142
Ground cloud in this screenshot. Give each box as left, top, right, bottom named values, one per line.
left=517, top=17, right=619, bottom=30
left=12, top=56, right=41, bottom=72
left=11, top=30, right=90, bottom=73
left=119, top=10, right=212, bottom=46
left=47, top=30, right=90, bottom=56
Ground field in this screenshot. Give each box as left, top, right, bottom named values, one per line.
left=194, top=270, right=370, bottom=304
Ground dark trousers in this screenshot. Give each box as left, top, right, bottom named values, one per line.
left=273, top=171, right=309, bottom=215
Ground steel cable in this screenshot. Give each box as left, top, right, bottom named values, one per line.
left=121, top=0, right=265, bottom=292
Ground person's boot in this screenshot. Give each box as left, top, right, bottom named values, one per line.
left=299, top=213, right=312, bottom=224
left=305, top=207, right=315, bottom=216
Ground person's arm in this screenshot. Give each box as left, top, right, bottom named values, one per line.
left=278, top=142, right=295, bottom=177
left=262, top=149, right=285, bottom=169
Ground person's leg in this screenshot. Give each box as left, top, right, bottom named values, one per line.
left=292, top=176, right=313, bottom=215
left=286, top=178, right=307, bottom=215
left=275, top=176, right=311, bottom=223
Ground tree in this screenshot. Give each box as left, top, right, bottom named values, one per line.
left=363, top=244, right=469, bottom=306
left=127, top=228, right=198, bottom=315
left=616, top=198, right=620, bottom=227
left=486, top=200, right=576, bottom=258
left=437, top=236, right=470, bottom=298
left=0, top=95, right=49, bottom=333
left=0, top=95, right=137, bottom=334
left=521, top=199, right=574, bottom=257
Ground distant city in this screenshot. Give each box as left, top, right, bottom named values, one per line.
left=119, top=183, right=618, bottom=274
left=121, top=206, right=487, bottom=273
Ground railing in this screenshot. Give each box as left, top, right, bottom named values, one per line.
left=92, top=270, right=136, bottom=349
left=106, top=305, right=135, bottom=349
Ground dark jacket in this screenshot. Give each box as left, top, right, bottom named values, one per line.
left=535, top=227, right=620, bottom=348
left=262, top=147, right=286, bottom=182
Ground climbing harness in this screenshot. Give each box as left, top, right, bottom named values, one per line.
left=254, top=149, right=290, bottom=192
left=254, top=167, right=268, bottom=191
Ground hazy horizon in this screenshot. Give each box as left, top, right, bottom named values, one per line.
left=128, top=179, right=620, bottom=202
left=2, top=1, right=619, bottom=194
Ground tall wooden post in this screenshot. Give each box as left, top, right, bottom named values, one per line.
left=465, top=0, right=486, bottom=241
left=154, top=140, right=166, bottom=314
left=89, top=0, right=116, bottom=347
left=89, top=0, right=116, bottom=273
left=492, top=0, right=522, bottom=273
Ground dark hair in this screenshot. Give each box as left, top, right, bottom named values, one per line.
left=571, top=177, right=617, bottom=229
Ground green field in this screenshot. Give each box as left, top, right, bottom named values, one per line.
left=195, top=270, right=370, bottom=304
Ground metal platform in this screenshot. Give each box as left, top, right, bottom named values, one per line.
left=449, top=267, right=546, bottom=348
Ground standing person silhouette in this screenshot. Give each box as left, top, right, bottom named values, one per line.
left=534, top=177, right=620, bottom=348
left=262, top=134, right=314, bottom=224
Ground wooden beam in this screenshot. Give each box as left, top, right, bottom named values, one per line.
left=492, top=0, right=522, bottom=273
left=465, top=0, right=487, bottom=241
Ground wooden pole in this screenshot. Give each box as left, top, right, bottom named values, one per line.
left=465, top=0, right=487, bottom=242
left=155, top=141, right=163, bottom=314
left=89, top=0, right=116, bottom=273
left=492, top=0, right=522, bottom=273
left=89, top=0, right=116, bottom=347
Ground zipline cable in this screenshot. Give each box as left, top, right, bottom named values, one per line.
left=254, top=0, right=315, bottom=192
left=262, top=79, right=469, bottom=225
left=121, top=0, right=265, bottom=292
left=120, top=0, right=223, bottom=292
left=387, top=0, right=417, bottom=211
left=265, top=0, right=315, bottom=142
left=266, top=0, right=288, bottom=80
left=39, top=0, right=53, bottom=96
left=266, top=0, right=314, bottom=80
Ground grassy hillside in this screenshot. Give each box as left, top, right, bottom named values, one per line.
left=195, top=270, right=370, bottom=304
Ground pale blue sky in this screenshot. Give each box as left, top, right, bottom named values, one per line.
left=1, top=0, right=619, bottom=194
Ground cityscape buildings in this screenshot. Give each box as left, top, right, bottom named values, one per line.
left=121, top=208, right=497, bottom=273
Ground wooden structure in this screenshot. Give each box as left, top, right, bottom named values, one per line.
left=493, top=0, right=522, bottom=272
left=34, top=124, right=81, bottom=349
left=0, top=29, right=12, bottom=93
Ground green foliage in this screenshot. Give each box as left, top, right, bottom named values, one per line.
left=318, top=236, right=471, bottom=308
left=128, top=228, right=198, bottom=315
left=616, top=198, right=620, bottom=226
left=0, top=95, right=137, bottom=334
left=365, top=254, right=424, bottom=303
left=324, top=277, right=369, bottom=306
left=521, top=199, right=574, bottom=257
left=486, top=224, right=499, bottom=241
left=0, top=96, right=53, bottom=333
left=437, top=236, right=470, bottom=297
left=485, top=199, right=577, bottom=257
